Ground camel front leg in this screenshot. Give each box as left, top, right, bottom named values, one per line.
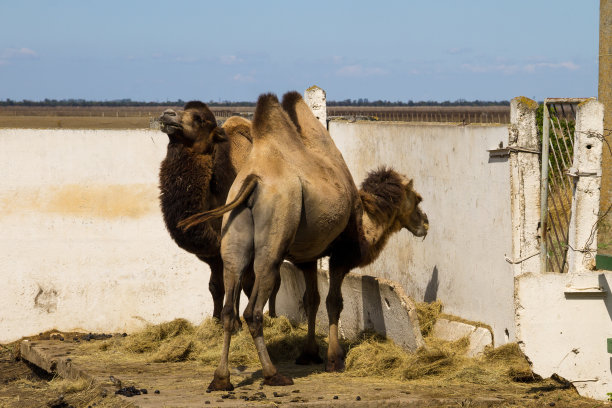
left=295, top=261, right=323, bottom=365
left=198, top=255, right=224, bottom=321
left=325, top=264, right=348, bottom=372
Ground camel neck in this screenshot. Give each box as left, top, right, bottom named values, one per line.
left=358, top=207, right=401, bottom=267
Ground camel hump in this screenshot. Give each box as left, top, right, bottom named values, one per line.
left=222, top=116, right=252, bottom=142
left=252, top=93, right=298, bottom=140
left=281, top=91, right=307, bottom=133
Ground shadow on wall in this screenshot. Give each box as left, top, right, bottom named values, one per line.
left=424, top=266, right=439, bottom=302
left=361, top=275, right=387, bottom=336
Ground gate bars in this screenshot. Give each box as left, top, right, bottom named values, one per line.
left=540, top=98, right=588, bottom=273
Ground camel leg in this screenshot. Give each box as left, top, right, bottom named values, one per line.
left=243, top=263, right=293, bottom=386
left=325, top=262, right=349, bottom=372
left=198, top=255, right=224, bottom=321
left=295, top=261, right=323, bottom=365
left=208, top=208, right=254, bottom=391
left=242, top=187, right=301, bottom=385
left=267, top=272, right=281, bottom=318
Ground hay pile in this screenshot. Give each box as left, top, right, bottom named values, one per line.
left=90, top=301, right=536, bottom=386
left=344, top=302, right=537, bottom=385
left=98, top=315, right=320, bottom=366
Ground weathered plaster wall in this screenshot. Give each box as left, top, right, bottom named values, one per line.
left=516, top=272, right=612, bottom=400
left=328, top=121, right=514, bottom=344
left=0, top=129, right=215, bottom=342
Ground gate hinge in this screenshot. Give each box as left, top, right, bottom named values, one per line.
left=566, top=167, right=601, bottom=178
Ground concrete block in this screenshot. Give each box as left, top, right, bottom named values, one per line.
left=432, top=318, right=493, bottom=357
left=276, top=262, right=424, bottom=352
left=468, top=327, right=494, bottom=357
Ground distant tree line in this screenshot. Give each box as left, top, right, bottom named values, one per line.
left=0, top=98, right=510, bottom=107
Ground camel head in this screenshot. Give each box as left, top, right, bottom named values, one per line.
left=360, top=168, right=429, bottom=239
left=159, top=101, right=227, bottom=153
left=397, top=176, right=429, bottom=238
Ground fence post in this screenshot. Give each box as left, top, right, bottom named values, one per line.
left=509, top=97, right=541, bottom=275
left=566, top=99, right=605, bottom=274
left=304, top=85, right=327, bottom=128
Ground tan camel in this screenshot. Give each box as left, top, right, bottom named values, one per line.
left=180, top=93, right=428, bottom=390
left=159, top=102, right=284, bottom=319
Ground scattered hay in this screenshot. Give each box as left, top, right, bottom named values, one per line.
left=345, top=333, right=468, bottom=380
left=96, top=314, right=319, bottom=366
left=483, top=343, right=540, bottom=383
left=415, top=300, right=443, bottom=337
left=122, top=318, right=195, bottom=354
left=48, top=377, right=91, bottom=393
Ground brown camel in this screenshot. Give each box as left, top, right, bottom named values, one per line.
left=180, top=93, right=428, bottom=390
left=158, top=102, right=280, bottom=319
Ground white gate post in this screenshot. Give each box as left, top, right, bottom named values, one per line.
left=509, top=97, right=541, bottom=276
left=567, top=99, right=605, bottom=274
left=304, top=85, right=327, bottom=128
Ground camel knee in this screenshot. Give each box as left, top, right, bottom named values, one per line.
left=220, top=305, right=237, bottom=331
left=244, top=310, right=264, bottom=337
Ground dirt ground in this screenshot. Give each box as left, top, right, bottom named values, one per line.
left=0, top=328, right=608, bottom=408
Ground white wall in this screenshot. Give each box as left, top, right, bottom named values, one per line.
left=0, top=129, right=214, bottom=342
left=0, top=123, right=514, bottom=347
left=517, top=272, right=612, bottom=400
left=329, top=121, right=514, bottom=344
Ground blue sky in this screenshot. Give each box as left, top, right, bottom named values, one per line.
left=0, top=0, right=600, bottom=102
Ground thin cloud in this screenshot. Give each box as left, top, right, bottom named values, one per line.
left=2, top=47, right=37, bottom=59
left=448, top=47, right=471, bottom=55
left=232, top=73, right=255, bottom=83
left=220, top=55, right=243, bottom=65
left=336, top=64, right=387, bottom=77
left=0, top=47, right=38, bottom=66
left=461, top=60, right=579, bottom=75
left=524, top=61, right=579, bottom=72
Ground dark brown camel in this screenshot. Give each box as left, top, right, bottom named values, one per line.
left=180, top=93, right=428, bottom=390
left=159, top=102, right=280, bottom=319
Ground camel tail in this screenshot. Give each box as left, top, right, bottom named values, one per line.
left=178, top=174, right=258, bottom=231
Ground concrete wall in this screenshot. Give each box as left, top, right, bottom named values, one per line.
left=328, top=121, right=514, bottom=344
left=516, top=272, right=612, bottom=399
left=0, top=129, right=216, bottom=343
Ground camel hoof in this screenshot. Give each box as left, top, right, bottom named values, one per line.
left=325, top=358, right=345, bottom=372
left=295, top=351, right=324, bottom=365
left=263, top=373, right=294, bottom=386
left=207, top=377, right=234, bottom=391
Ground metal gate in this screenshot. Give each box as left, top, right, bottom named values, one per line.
left=540, top=98, right=588, bottom=273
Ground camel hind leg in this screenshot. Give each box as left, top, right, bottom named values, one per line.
left=242, top=186, right=301, bottom=385
left=208, top=207, right=254, bottom=391
left=325, top=259, right=350, bottom=372
left=295, top=261, right=323, bottom=365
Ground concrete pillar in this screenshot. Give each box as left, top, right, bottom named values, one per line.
left=598, top=0, right=612, bottom=256
left=304, top=85, right=327, bottom=128
left=567, top=99, right=605, bottom=274
left=509, top=97, right=541, bottom=275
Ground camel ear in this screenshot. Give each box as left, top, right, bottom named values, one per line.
left=402, top=178, right=414, bottom=190
left=212, top=127, right=228, bottom=143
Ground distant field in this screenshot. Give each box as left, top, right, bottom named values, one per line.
left=0, top=105, right=510, bottom=129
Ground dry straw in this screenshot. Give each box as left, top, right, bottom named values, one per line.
left=89, top=301, right=537, bottom=386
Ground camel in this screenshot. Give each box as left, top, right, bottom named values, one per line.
left=158, top=102, right=281, bottom=319
left=179, top=92, right=428, bottom=390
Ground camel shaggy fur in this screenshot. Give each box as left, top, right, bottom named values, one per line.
left=180, top=93, right=428, bottom=390
left=159, top=101, right=255, bottom=320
